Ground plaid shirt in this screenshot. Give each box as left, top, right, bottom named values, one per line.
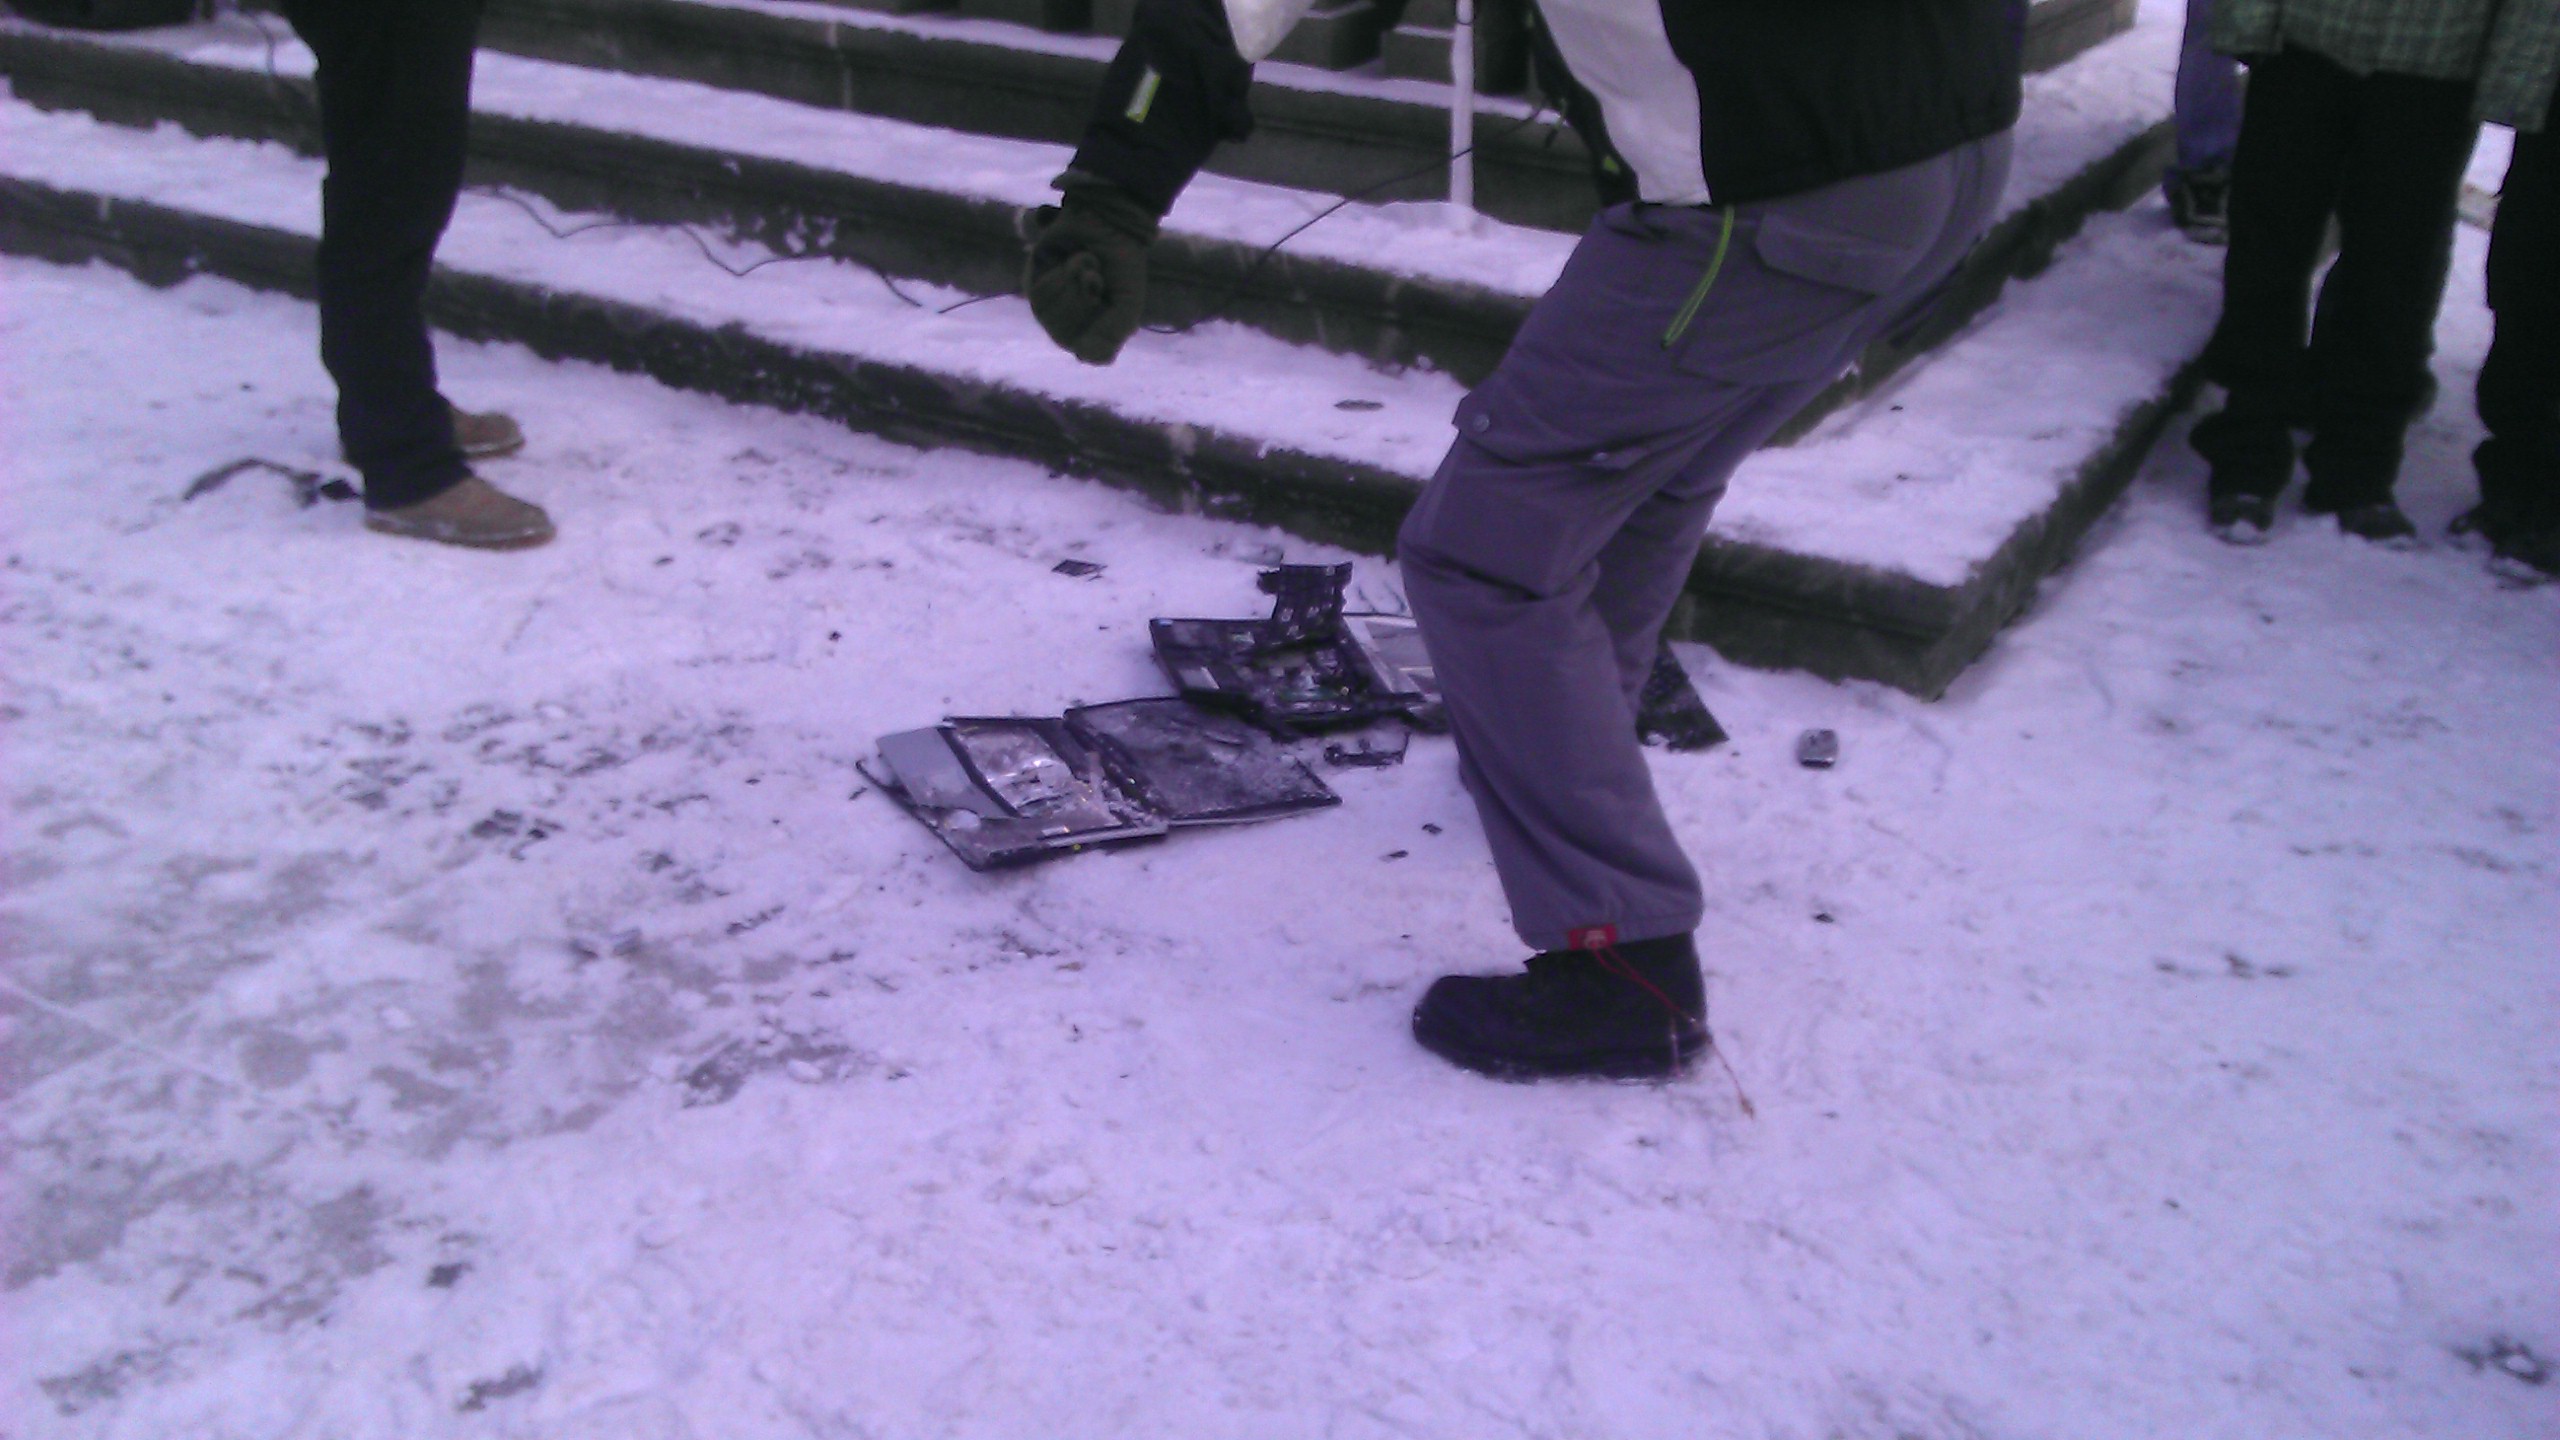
left=2214, top=0, right=2560, bottom=129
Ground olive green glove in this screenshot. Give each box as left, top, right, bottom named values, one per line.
left=1025, top=176, right=1160, bottom=366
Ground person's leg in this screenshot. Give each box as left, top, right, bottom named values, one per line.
left=2470, top=115, right=2560, bottom=571
left=1589, top=482, right=1727, bottom=720
left=2193, top=46, right=2356, bottom=523
left=1398, top=361, right=1741, bottom=960
left=1400, top=136, right=2007, bottom=955
left=2165, top=0, right=2244, bottom=241
left=1398, top=136, right=2009, bottom=1078
left=1402, top=378, right=1816, bottom=952
left=2171, top=0, right=2243, bottom=180
left=284, top=0, right=481, bottom=511
left=2297, top=68, right=2477, bottom=526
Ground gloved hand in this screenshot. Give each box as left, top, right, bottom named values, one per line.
left=1025, top=176, right=1160, bottom=366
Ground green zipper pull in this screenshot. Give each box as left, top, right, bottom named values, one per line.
left=1662, top=208, right=1737, bottom=349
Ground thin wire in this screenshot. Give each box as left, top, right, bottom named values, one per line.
left=1145, top=104, right=1553, bottom=337
left=470, top=187, right=965, bottom=307
left=245, top=14, right=1557, bottom=336
left=247, top=14, right=973, bottom=311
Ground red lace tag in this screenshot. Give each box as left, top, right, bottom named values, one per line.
left=1567, top=925, right=1620, bottom=951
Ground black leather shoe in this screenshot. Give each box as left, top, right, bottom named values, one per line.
left=2208, top=491, right=2276, bottom=544
left=1412, top=934, right=1707, bottom=1081
left=2455, top=506, right=2560, bottom=580
left=2309, top=498, right=2418, bottom=545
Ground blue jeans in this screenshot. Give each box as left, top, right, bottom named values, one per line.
left=2172, top=0, right=2242, bottom=181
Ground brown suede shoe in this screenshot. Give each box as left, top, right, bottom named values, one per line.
left=450, top=404, right=526, bottom=460
left=364, top=475, right=555, bottom=550
left=338, top=405, right=525, bottom=464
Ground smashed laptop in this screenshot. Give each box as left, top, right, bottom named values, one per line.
left=1154, top=561, right=1724, bottom=750
left=1150, top=563, right=1446, bottom=736
left=870, top=562, right=1724, bottom=870
left=866, top=699, right=1339, bottom=871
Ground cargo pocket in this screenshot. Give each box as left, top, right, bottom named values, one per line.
left=1403, top=387, right=1654, bottom=598
left=1667, top=210, right=1939, bottom=385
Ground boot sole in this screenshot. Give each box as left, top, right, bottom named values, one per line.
left=338, top=435, right=525, bottom=465
left=1412, top=1014, right=1708, bottom=1082
left=363, top=515, right=556, bottom=551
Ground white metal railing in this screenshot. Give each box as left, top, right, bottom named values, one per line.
left=1448, top=0, right=1475, bottom=212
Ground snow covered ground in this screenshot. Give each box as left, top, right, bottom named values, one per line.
left=3, top=201, right=2554, bottom=1440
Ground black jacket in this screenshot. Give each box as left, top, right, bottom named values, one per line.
left=1071, top=0, right=2024, bottom=217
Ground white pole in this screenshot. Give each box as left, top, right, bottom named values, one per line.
left=1449, top=0, right=1475, bottom=212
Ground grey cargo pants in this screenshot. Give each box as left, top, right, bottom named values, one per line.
left=1398, top=132, right=2013, bottom=952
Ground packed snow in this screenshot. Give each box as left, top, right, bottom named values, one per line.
left=5, top=0, right=2558, bottom=1431
left=3, top=202, right=2554, bottom=1440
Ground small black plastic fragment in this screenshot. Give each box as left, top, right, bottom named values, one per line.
left=1796, top=729, right=1840, bottom=768
left=1255, top=562, right=1353, bottom=650
left=1636, top=648, right=1729, bottom=752
left=1324, top=722, right=1410, bottom=768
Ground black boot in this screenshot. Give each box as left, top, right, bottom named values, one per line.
left=2192, top=392, right=2295, bottom=544
left=2304, top=492, right=2419, bottom=545
left=1411, top=933, right=1707, bottom=1081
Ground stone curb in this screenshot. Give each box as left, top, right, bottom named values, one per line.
left=0, top=25, right=1535, bottom=379
left=473, top=0, right=2138, bottom=230
left=0, top=172, right=2196, bottom=698
left=0, top=20, right=2168, bottom=416
left=474, top=0, right=1603, bottom=231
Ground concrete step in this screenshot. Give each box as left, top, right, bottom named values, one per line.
left=2024, top=0, right=2142, bottom=71
left=461, top=0, right=2143, bottom=234
left=0, top=89, right=2220, bottom=697
left=1379, top=0, right=2136, bottom=87
left=467, top=0, right=1602, bottom=232
left=0, top=8, right=2179, bottom=415
left=0, top=17, right=1541, bottom=381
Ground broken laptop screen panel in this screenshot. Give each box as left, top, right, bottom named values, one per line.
left=1338, top=613, right=1436, bottom=703
left=942, top=717, right=1155, bottom=837
left=1150, top=618, right=1404, bottom=733
left=1066, top=699, right=1338, bottom=824
left=873, top=720, right=1167, bottom=870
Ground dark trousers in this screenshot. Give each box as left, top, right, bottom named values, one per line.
left=2477, top=111, right=2559, bottom=530
left=282, top=0, right=483, bottom=510
left=2193, top=44, right=2477, bottom=507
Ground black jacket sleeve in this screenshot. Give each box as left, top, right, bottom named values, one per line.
left=1065, top=0, right=1257, bottom=218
